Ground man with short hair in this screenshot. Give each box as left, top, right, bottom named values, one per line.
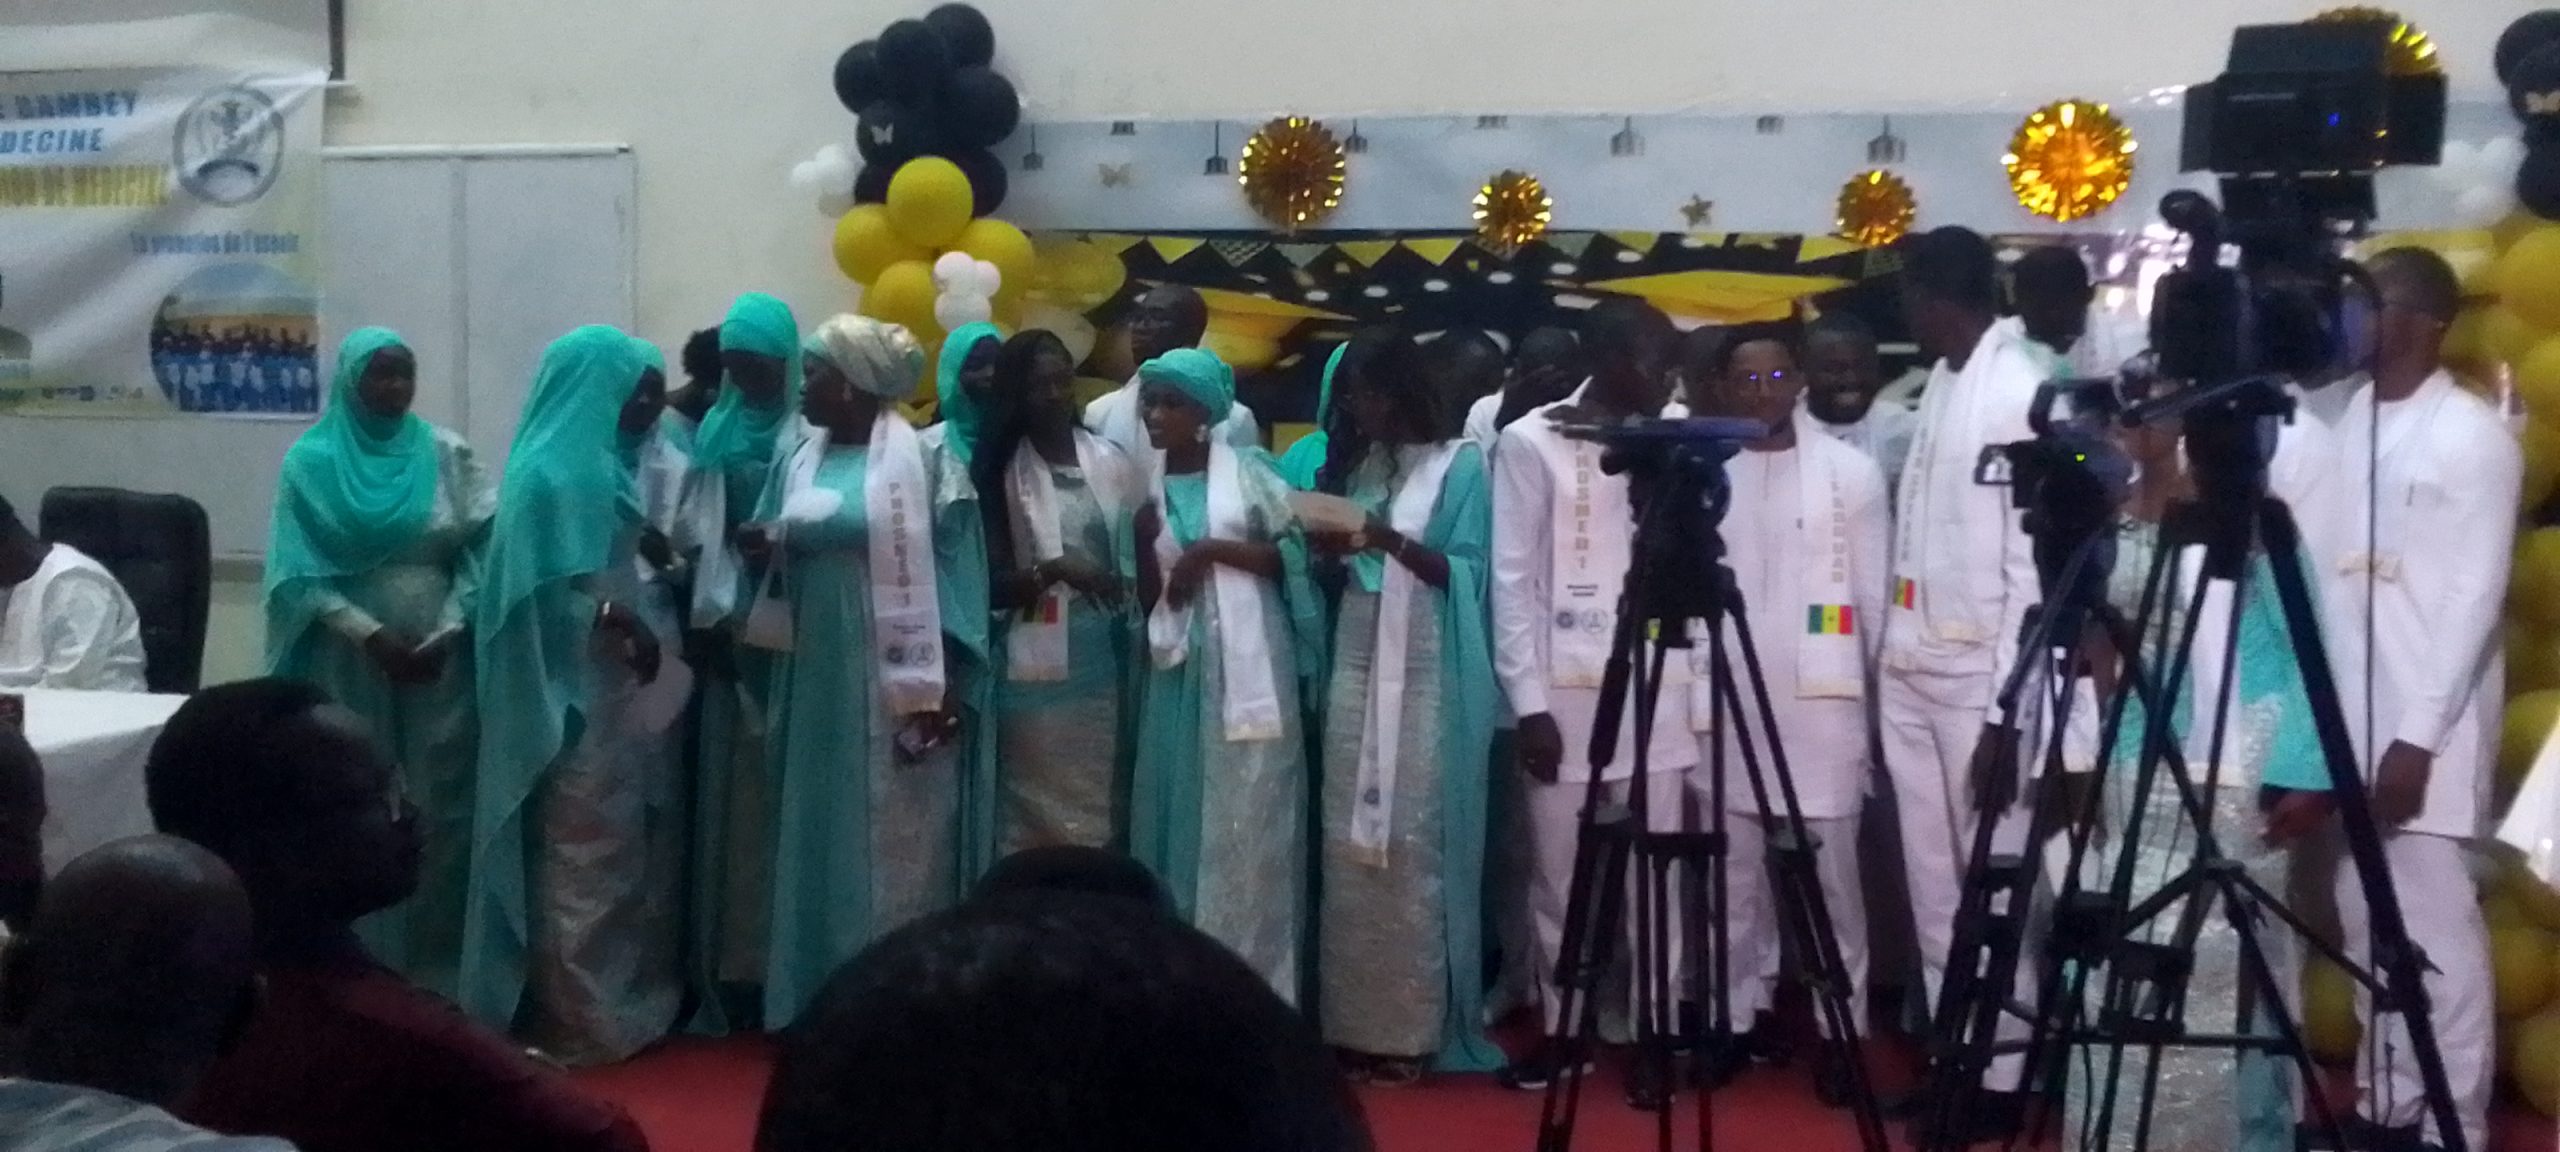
left=1482, top=327, right=1584, bottom=445
left=1878, top=227, right=2053, bottom=1144
left=756, top=894, right=1368, bottom=1152
left=0, top=492, right=146, bottom=692
left=1084, top=285, right=1261, bottom=460
left=146, top=678, right=648, bottom=1152
left=2314, top=245, right=2510, bottom=1152
left=2009, top=245, right=2144, bottom=381
left=1490, top=298, right=1699, bottom=1104
left=1800, top=312, right=1917, bottom=494
left=0, top=835, right=291, bottom=1152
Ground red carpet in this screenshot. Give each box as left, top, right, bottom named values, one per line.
left=573, top=1035, right=2560, bottom=1152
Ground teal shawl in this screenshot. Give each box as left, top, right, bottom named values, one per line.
left=458, top=324, right=651, bottom=1028
left=691, top=293, right=803, bottom=497
left=1415, top=443, right=1504, bottom=1071
left=935, top=322, right=1002, bottom=464
left=1278, top=343, right=1347, bottom=492
left=264, top=327, right=441, bottom=654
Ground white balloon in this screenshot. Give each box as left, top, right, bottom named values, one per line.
left=2440, top=138, right=2481, bottom=171
left=973, top=259, right=1003, bottom=297
left=2486, top=135, right=2529, bottom=177
left=2458, top=183, right=2516, bottom=229
left=815, top=142, right=852, bottom=169
left=816, top=190, right=855, bottom=219
left=933, top=250, right=979, bottom=289
left=811, top=147, right=859, bottom=191
left=935, top=293, right=995, bottom=332
left=788, top=159, right=822, bottom=193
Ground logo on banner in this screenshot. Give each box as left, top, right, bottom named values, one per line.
left=173, top=86, right=285, bottom=206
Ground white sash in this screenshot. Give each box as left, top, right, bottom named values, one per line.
left=1006, top=430, right=1133, bottom=682
left=776, top=413, right=946, bottom=715
left=1525, top=419, right=1623, bottom=689
left=1147, top=443, right=1283, bottom=741
left=1346, top=442, right=1462, bottom=860
left=1793, top=429, right=1866, bottom=698
left=1892, top=322, right=2025, bottom=645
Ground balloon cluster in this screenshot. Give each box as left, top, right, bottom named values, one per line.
left=2500, top=11, right=2560, bottom=220
left=832, top=3, right=1020, bottom=214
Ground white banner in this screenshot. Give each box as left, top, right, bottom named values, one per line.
left=0, top=66, right=324, bottom=418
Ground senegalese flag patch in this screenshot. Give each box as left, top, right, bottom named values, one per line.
left=1807, top=605, right=1856, bottom=636
left=1023, top=593, right=1065, bottom=624
left=1894, top=578, right=1917, bottom=610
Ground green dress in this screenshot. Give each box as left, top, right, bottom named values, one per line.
left=759, top=434, right=992, bottom=1026
left=1314, top=443, right=1504, bottom=1071
left=1127, top=452, right=1324, bottom=1002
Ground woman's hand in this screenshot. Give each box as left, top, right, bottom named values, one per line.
left=1044, top=556, right=1124, bottom=607
left=1166, top=542, right=1219, bottom=608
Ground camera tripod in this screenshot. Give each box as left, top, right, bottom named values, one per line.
left=1916, top=385, right=2466, bottom=1152
left=1532, top=432, right=1889, bottom=1152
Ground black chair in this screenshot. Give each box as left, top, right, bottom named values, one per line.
left=36, top=487, right=211, bottom=694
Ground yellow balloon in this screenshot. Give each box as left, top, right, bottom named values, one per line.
left=2516, top=529, right=2560, bottom=630
left=2512, top=627, right=2560, bottom=695
left=2446, top=309, right=2488, bottom=370
left=2302, top=953, right=2361, bottom=1065
left=862, top=258, right=940, bottom=339
left=885, top=157, right=975, bottom=249
left=2526, top=420, right=2560, bottom=510
left=2505, top=688, right=2560, bottom=794
left=2502, top=852, right=2560, bottom=934
left=2490, top=891, right=2533, bottom=930
left=951, top=218, right=1036, bottom=298
left=2502, top=210, right=2548, bottom=253
left=2489, top=306, right=2549, bottom=369
left=2516, top=1006, right=2560, bottom=1115
left=2497, top=925, right=2557, bottom=1018
left=832, top=205, right=925, bottom=286
left=2501, top=227, right=2560, bottom=332
left=2521, top=337, right=2560, bottom=420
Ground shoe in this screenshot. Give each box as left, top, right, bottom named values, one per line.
left=1906, top=1088, right=2025, bottom=1148
left=1625, top=1049, right=1674, bottom=1111
left=1811, top=1048, right=1857, bottom=1110
left=1688, top=1031, right=1749, bottom=1091
left=1740, top=1011, right=1792, bottom=1067
left=1496, top=1042, right=1595, bottom=1092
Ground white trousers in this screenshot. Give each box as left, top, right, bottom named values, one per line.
left=1694, top=808, right=1868, bottom=1038
left=1526, top=771, right=1689, bottom=1036
left=1878, top=663, right=2041, bottom=1090
left=2334, top=831, right=2491, bottom=1151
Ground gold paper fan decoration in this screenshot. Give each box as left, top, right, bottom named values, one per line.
left=1236, top=116, right=1346, bottom=232
left=2002, top=99, right=2138, bottom=224
left=1474, top=170, right=1553, bottom=254
left=1835, top=169, right=1916, bottom=247
left=2310, top=6, right=2441, bottom=77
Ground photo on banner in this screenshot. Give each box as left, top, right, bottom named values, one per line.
left=0, top=66, right=325, bottom=418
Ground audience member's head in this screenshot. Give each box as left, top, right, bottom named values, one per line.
left=0, top=836, right=256, bottom=1108
left=1802, top=311, right=1885, bottom=426
left=1899, top=226, right=2001, bottom=364
left=0, top=724, right=45, bottom=933
left=2009, top=245, right=2095, bottom=353
left=969, top=847, right=1173, bottom=914
left=1581, top=298, right=1676, bottom=414
left=758, top=896, right=1368, bottom=1152
left=2369, top=245, right=2461, bottom=373
left=1497, top=326, right=1583, bottom=429
left=144, top=679, right=419, bottom=951
left=1128, top=285, right=1210, bottom=365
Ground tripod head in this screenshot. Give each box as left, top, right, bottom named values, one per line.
left=1978, top=377, right=2130, bottom=619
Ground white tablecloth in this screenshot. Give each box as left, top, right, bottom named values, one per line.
left=21, top=688, right=183, bottom=873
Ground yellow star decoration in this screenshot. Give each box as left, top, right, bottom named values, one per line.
left=2001, top=99, right=2137, bottom=224
left=1679, top=196, right=1714, bottom=228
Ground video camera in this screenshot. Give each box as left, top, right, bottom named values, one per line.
left=1555, top=415, right=1769, bottom=626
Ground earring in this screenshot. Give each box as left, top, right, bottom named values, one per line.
left=1194, top=426, right=1210, bottom=444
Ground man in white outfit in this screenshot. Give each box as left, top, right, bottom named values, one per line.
left=2011, top=246, right=2147, bottom=381
left=1492, top=298, right=1698, bottom=1107
left=1083, top=285, right=1259, bottom=459
left=2313, top=247, right=2509, bottom=1152
left=1875, top=227, right=2050, bottom=1144
left=1682, top=326, right=1888, bottom=1107
left=1466, top=326, right=1582, bottom=454
left=0, top=493, right=146, bottom=693
left=1800, top=313, right=1917, bottom=495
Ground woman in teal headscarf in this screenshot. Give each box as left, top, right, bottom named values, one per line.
left=459, top=325, right=673, bottom=1064
left=749, top=314, right=990, bottom=1025
left=1277, top=342, right=1351, bottom=492
left=921, top=322, right=1002, bottom=462
left=1129, top=348, right=1324, bottom=1003
left=1304, top=331, right=1504, bottom=1083
left=682, top=292, right=800, bottom=1031
left=263, top=327, right=495, bottom=993
left=922, top=322, right=1006, bottom=879
left=977, top=329, right=1144, bottom=852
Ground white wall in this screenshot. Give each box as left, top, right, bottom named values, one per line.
left=328, top=0, right=2537, bottom=351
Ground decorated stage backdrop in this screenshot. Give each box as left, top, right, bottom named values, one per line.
left=0, top=65, right=325, bottom=418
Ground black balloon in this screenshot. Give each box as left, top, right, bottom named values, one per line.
left=950, top=147, right=1008, bottom=215
left=925, top=4, right=997, bottom=69
left=876, top=19, right=949, bottom=103
left=857, top=100, right=947, bottom=166
left=854, top=162, right=893, bottom=205
left=943, top=66, right=1021, bottom=149
left=2514, top=41, right=2560, bottom=143
left=832, top=41, right=885, bottom=114
left=2502, top=11, right=2560, bottom=87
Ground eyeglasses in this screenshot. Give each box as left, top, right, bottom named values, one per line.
left=1730, top=369, right=1795, bottom=393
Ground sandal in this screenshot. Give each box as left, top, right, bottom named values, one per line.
left=1367, top=1056, right=1425, bottom=1087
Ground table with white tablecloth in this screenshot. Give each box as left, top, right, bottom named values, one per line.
left=19, top=688, right=183, bottom=873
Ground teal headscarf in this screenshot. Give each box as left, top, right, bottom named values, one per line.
left=630, top=336, right=667, bottom=376
left=1137, top=347, right=1235, bottom=424
left=265, top=328, right=440, bottom=598
left=479, top=325, right=651, bottom=637
left=934, top=322, right=1002, bottom=464
left=1278, top=342, right=1348, bottom=491
left=690, top=292, right=802, bottom=477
